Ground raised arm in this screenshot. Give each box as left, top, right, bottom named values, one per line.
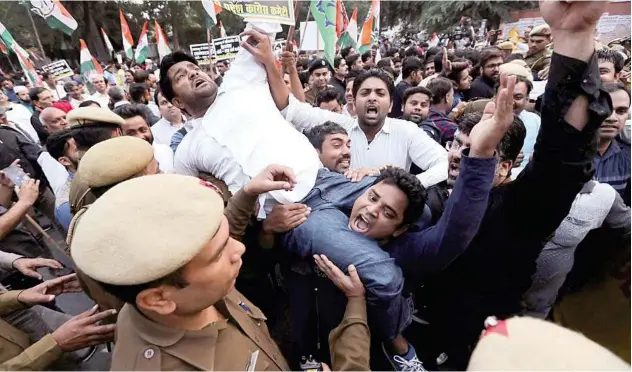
left=281, top=50, right=306, bottom=103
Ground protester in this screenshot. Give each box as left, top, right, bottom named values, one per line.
left=0, top=90, right=40, bottom=144
left=128, top=83, right=159, bottom=125
left=107, top=86, right=130, bottom=109
left=421, top=76, right=457, bottom=146
left=315, top=89, right=344, bottom=114
left=330, top=56, right=348, bottom=101
left=469, top=47, right=504, bottom=99
left=89, top=74, right=110, bottom=109
left=442, top=61, right=472, bottom=108
left=304, top=121, right=351, bottom=173
left=151, top=90, right=185, bottom=146
left=64, top=81, right=86, bottom=109
left=507, top=75, right=540, bottom=175
left=346, top=54, right=364, bottom=72
left=44, top=129, right=77, bottom=230
left=29, top=87, right=54, bottom=143
left=597, top=48, right=626, bottom=83
left=13, top=86, right=33, bottom=114
left=343, top=71, right=358, bottom=118
left=39, top=107, right=69, bottom=135
left=1, top=77, right=18, bottom=103
left=390, top=57, right=423, bottom=118
left=401, top=86, right=432, bottom=125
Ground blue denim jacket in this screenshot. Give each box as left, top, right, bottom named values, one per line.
left=282, top=151, right=497, bottom=340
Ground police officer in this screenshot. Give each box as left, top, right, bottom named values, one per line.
left=304, top=59, right=335, bottom=106
left=70, top=174, right=370, bottom=370
left=524, top=24, right=552, bottom=80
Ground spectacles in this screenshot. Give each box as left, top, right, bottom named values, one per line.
left=484, top=63, right=503, bottom=69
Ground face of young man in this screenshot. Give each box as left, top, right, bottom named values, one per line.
left=335, top=60, right=348, bottom=78
left=402, top=92, right=430, bottom=124
left=512, top=81, right=530, bottom=114
left=528, top=35, right=549, bottom=55
left=317, top=132, right=351, bottom=173
left=58, top=137, right=79, bottom=173
left=92, top=76, right=107, bottom=93
left=349, top=181, right=409, bottom=240
left=482, top=57, right=503, bottom=80
left=598, top=60, right=620, bottom=83
left=318, top=99, right=343, bottom=114
left=424, top=62, right=435, bottom=78
left=122, top=115, right=154, bottom=144
left=34, top=90, right=54, bottom=110
left=168, top=61, right=218, bottom=115
left=157, top=92, right=182, bottom=123
left=69, top=85, right=83, bottom=100
left=599, top=89, right=630, bottom=142
left=355, top=77, right=392, bottom=129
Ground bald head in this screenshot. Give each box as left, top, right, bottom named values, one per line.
left=40, top=107, right=69, bottom=134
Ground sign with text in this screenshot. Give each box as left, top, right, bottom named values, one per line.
left=41, top=60, right=73, bottom=80
left=221, top=0, right=294, bottom=26
left=189, top=36, right=240, bottom=65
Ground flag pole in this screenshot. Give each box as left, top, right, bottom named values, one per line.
left=24, top=5, right=48, bottom=63
left=4, top=54, right=16, bottom=73
left=299, top=6, right=312, bottom=52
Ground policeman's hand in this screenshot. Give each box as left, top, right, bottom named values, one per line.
left=17, top=179, right=39, bottom=206
left=240, top=28, right=274, bottom=68
left=344, top=168, right=379, bottom=183
left=314, top=254, right=365, bottom=298
left=244, top=164, right=297, bottom=196
left=469, top=73, right=516, bottom=159
left=52, top=305, right=116, bottom=352
left=513, top=151, right=525, bottom=168
left=281, top=51, right=297, bottom=73
left=13, top=257, right=63, bottom=280
left=539, top=1, right=607, bottom=34
left=262, top=203, right=310, bottom=233
left=17, top=274, right=82, bottom=306
left=537, top=65, right=550, bottom=80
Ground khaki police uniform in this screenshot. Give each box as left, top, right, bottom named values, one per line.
left=467, top=316, right=629, bottom=370
left=305, top=58, right=334, bottom=106
left=0, top=291, right=63, bottom=370
left=524, top=24, right=552, bottom=75
left=70, top=174, right=370, bottom=371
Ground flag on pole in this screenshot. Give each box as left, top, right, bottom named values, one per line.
left=101, top=27, right=114, bottom=56
left=134, top=21, right=149, bottom=64
left=0, top=39, right=7, bottom=55
left=27, top=48, right=43, bottom=61
left=335, top=0, right=349, bottom=38
left=155, top=21, right=171, bottom=62
left=202, top=0, right=223, bottom=27
left=358, top=0, right=380, bottom=54
left=428, top=32, right=440, bottom=47
left=219, top=20, right=227, bottom=38
left=337, top=7, right=357, bottom=49
left=0, top=22, right=40, bottom=87
left=310, top=0, right=337, bottom=67
left=80, top=38, right=103, bottom=81
left=120, top=9, right=134, bottom=59
left=28, top=0, right=77, bottom=36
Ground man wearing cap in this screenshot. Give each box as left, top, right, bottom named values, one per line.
left=70, top=173, right=370, bottom=371
left=304, top=58, right=334, bottom=106
left=66, top=107, right=123, bottom=214
left=13, top=86, right=33, bottom=114
left=0, top=90, right=40, bottom=144
left=524, top=24, right=552, bottom=79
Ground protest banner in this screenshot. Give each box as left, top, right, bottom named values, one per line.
left=221, top=0, right=295, bottom=26
left=189, top=36, right=240, bottom=65
left=41, top=60, right=73, bottom=80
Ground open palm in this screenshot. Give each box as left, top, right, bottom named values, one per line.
left=539, top=0, right=607, bottom=33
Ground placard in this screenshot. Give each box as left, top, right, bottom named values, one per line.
left=41, top=60, right=73, bottom=80
left=189, top=36, right=240, bottom=65
left=221, top=0, right=295, bottom=26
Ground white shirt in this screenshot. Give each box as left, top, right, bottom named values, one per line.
left=147, top=102, right=161, bottom=119
left=69, top=96, right=88, bottom=109
left=419, top=73, right=439, bottom=88
left=153, top=143, right=174, bottom=174
left=6, top=103, right=39, bottom=144
left=37, top=152, right=69, bottom=198
left=174, top=22, right=321, bottom=211
left=282, top=95, right=448, bottom=188
left=152, top=118, right=184, bottom=146
left=113, top=100, right=130, bottom=108
left=90, top=91, right=111, bottom=109
left=513, top=110, right=541, bottom=176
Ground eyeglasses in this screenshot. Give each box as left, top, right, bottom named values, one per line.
left=484, top=63, right=503, bottom=69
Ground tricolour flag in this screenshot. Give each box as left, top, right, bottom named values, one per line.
left=335, top=0, right=349, bottom=38
left=337, top=7, right=357, bottom=49
left=428, top=32, right=439, bottom=47
left=155, top=21, right=171, bottom=63
left=101, top=27, right=114, bottom=56
left=28, top=0, right=77, bottom=36
left=120, top=9, right=134, bottom=59
left=202, top=0, right=223, bottom=27
left=0, top=22, right=40, bottom=87
left=135, top=21, right=148, bottom=64
left=310, top=0, right=337, bottom=67
left=80, top=38, right=103, bottom=81
left=358, top=0, right=380, bottom=54
left=219, top=20, right=227, bottom=38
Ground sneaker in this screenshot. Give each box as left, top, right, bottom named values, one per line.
left=382, top=343, right=427, bottom=371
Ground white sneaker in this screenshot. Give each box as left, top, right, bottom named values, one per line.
left=382, top=343, right=427, bottom=371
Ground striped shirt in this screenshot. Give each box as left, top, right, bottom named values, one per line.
left=592, top=140, right=631, bottom=198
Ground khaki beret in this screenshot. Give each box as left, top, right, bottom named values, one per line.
left=468, top=316, right=629, bottom=370
left=499, top=62, right=533, bottom=82
left=529, top=24, right=551, bottom=37
left=67, top=107, right=124, bottom=128
left=77, top=136, right=154, bottom=188
left=497, top=41, right=514, bottom=51
left=71, top=174, right=225, bottom=285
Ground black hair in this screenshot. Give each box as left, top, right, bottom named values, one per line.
left=494, top=75, right=533, bottom=94
left=315, top=88, right=343, bottom=108
left=346, top=54, right=361, bottom=68
left=78, top=100, right=101, bottom=108
left=129, top=83, right=149, bottom=103
left=426, top=46, right=442, bottom=59
left=114, top=103, right=148, bottom=121
left=374, top=166, right=427, bottom=225
left=457, top=111, right=526, bottom=162
left=361, top=51, right=372, bottom=63
left=304, top=121, right=348, bottom=150
left=334, top=56, right=345, bottom=69
left=376, top=57, right=392, bottom=69
left=340, top=46, right=354, bottom=59
left=402, top=57, right=423, bottom=79
left=433, top=52, right=450, bottom=74
left=603, top=81, right=631, bottom=103
left=392, top=56, right=402, bottom=65
left=46, top=129, right=73, bottom=161
left=479, top=47, right=504, bottom=68
left=158, top=51, right=199, bottom=103
left=443, top=62, right=470, bottom=89
left=215, top=60, right=229, bottom=67
left=345, top=70, right=359, bottom=86
left=0, top=77, right=11, bottom=84
left=29, top=87, right=48, bottom=102
left=71, top=125, right=119, bottom=151
left=154, top=88, right=162, bottom=106
left=597, top=49, right=626, bottom=74
left=427, top=77, right=453, bottom=104
left=504, top=53, right=524, bottom=63
left=41, top=72, right=51, bottom=80
left=403, top=86, right=433, bottom=105
left=100, top=268, right=188, bottom=305
left=352, top=69, right=395, bottom=100
left=133, top=70, right=150, bottom=84
left=386, top=48, right=399, bottom=58
left=405, top=47, right=422, bottom=58
left=296, top=59, right=309, bottom=70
